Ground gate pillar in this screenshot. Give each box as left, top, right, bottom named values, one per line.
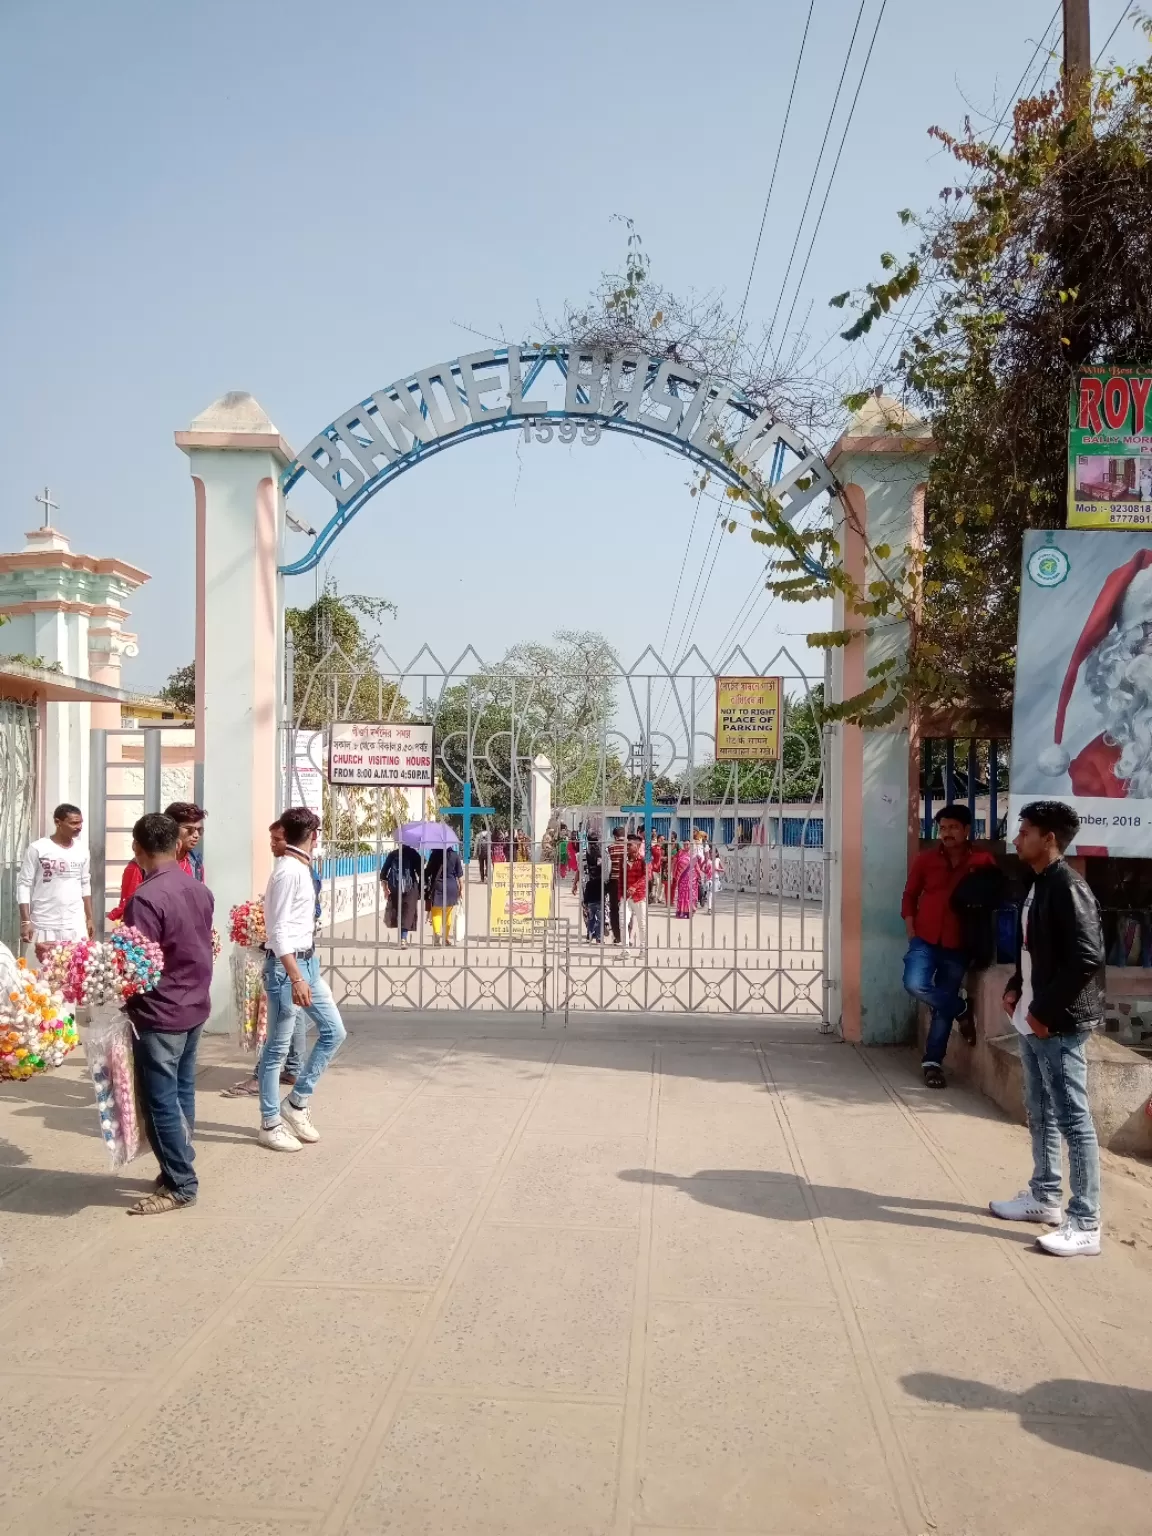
left=825, top=398, right=933, bottom=1044
left=177, top=393, right=291, bottom=1031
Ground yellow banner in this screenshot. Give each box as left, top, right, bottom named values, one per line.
left=715, top=676, right=781, bottom=760
left=489, top=863, right=553, bottom=936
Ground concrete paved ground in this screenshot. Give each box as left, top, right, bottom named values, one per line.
left=2, top=1013, right=1152, bottom=1535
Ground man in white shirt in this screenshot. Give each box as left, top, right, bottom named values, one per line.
left=257, top=806, right=346, bottom=1152
left=17, top=803, right=94, bottom=958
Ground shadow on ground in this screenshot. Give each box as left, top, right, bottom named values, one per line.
left=618, top=1167, right=1036, bottom=1243
left=902, top=1371, right=1152, bottom=1470
left=0, top=1168, right=159, bottom=1214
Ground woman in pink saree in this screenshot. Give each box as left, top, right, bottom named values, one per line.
left=672, top=841, right=698, bottom=918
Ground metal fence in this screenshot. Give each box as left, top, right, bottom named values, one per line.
left=0, top=700, right=37, bottom=951
left=286, top=640, right=830, bottom=1019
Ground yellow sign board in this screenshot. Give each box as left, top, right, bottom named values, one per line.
left=715, top=676, right=782, bottom=761
left=489, top=863, right=553, bottom=936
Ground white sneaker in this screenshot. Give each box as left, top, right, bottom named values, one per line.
left=989, top=1189, right=1063, bottom=1224
left=1037, top=1221, right=1102, bottom=1257
left=258, top=1121, right=302, bottom=1153
left=280, top=1099, right=320, bottom=1144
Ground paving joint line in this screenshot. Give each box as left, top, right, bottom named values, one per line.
left=54, top=1036, right=464, bottom=1502
left=317, top=1038, right=567, bottom=1536
left=755, top=1043, right=930, bottom=1536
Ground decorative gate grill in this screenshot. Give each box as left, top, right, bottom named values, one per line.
left=0, top=700, right=37, bottom=952
left=285, top=641, right=829, bottom=1019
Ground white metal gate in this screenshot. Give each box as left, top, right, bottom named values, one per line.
left=0, top=700, right=37, bottom=952
left=286, top=641, right=830, bottom=1019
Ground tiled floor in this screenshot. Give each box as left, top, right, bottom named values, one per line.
left=2, top=1015, right=1151, bottom=1534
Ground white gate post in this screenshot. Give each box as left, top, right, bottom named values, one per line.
left=825, top=398, right=933, bottom=1045
left=176, top=393, right=291, bottom=1032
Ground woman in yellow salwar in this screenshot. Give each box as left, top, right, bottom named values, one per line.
left=424, top=843, right=464, bottom=946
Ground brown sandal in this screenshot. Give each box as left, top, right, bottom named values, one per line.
left=128, top=1188, right=196, bottom=1215
left=221, top=1077, right=260, bottom=1098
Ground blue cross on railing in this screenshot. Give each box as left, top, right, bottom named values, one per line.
left=442, top=781, right=495, bottom=863
left=621, top=780, right=664, bottom=856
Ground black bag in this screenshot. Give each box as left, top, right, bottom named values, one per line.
left=950, top=865, right=1010, bottom=971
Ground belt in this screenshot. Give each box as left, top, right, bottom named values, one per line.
left=264, top=947, right=315, bottom=960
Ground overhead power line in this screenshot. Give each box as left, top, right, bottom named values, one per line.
left=1096, top=3, right=1134, bottom=63
left=867, top=3, right=1061, bottom=383
left=734, top=1, right=816, bottom=339
left=653, top=7, right=822, bottom=672
left=760, top=0, right=870, bottom=365
left=770, top=0, right=889, bottom=371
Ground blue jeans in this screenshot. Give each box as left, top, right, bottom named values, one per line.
left=133, top=1025, right=202, bottom=1201
left=250, top=1011, right=307, bottom=1082
left=1019, top=1029, right=1101, bottom=1230
left=259, top=953, right=346, bottom=1125
left=903, top=938, right=967, bottom=1068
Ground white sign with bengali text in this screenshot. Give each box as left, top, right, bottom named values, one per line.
left=328, top=722, right=434, bottom=787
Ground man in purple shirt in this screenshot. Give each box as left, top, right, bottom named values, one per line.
left=122, top=813, right=215, bottom=1215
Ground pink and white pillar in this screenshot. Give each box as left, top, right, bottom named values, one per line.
left=177, top=392, right=291, bottom=1031
left=824, top=398, right=933, bottom=1044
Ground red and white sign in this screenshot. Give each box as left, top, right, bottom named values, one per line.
left=327, top=721, right=434, bottom=787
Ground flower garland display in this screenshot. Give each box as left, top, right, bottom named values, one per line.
left=41, top=927, right=164, bottom=1006
left=0, top=959, right=78, bottom=1081
left=86, top=1005, right=141, bottom=1168
left=229, top=898, right=267, bottom=1050
left=229, top=899, right=266, bottom=947
left=40, top=929, right=166, bottom=1169
left=211, top=927, right=222, bottom=960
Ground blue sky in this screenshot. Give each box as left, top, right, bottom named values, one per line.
left=0, top=0, right=1142, bottom=693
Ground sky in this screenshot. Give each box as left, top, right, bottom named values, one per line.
left=0, top=0, right=1143, bottom=696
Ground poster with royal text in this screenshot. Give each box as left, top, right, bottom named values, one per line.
left=1068, top=367, right=1152, bottom=528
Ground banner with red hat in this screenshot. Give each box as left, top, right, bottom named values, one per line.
left=1009, top=529, right=1152, bottom=854
left=1069, top=367, right=1152, bottom=529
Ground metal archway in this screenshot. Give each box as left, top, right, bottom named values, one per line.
left=280, top=345, right=836, bottom=578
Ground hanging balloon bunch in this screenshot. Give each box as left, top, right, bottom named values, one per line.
left=41, top=927, right=165, bottom=1005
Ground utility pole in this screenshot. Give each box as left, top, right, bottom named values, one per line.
left=1062, top=0, right=1091, bottom=117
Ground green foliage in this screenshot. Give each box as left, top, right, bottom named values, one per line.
left=432, top=631, right=629, bottom=832
left=799, top=26, right=1152, bottom=721
left=288, top=580, right=401, bottom=728
left=0, top=652, right=64, bottom=675
left=159, top=662, right=195, bottom=712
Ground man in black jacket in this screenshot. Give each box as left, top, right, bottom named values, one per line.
left=990, top=801, right=1104, bottom=1256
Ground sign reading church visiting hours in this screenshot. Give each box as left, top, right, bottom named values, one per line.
left=1068, top=367, right=1152, bottom=528
left=328, top=722, right=434, bottom=787
left=714, top=677, right=781, bottom=761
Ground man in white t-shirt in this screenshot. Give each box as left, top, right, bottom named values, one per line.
left=17, top=803, right=94, bottom=957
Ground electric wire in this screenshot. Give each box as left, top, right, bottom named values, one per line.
left=1096, top=3, right=1135, bottom=63
left=866, top=4, right=1061, bottom=384
left=760, top=0, right=870, bottom=365
left=654, top=6, right=821, bottom=669
left=769, top=0, right=889, bottom=372
left=734, top=1, right=816, bottom=339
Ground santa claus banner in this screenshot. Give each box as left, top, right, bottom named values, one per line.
left=1009, top=529, right=1152, bottom=855
left=1068, top=367, right=1152, bottom=529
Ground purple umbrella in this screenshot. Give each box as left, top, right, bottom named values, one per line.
left=398, top=820, right=459, bottom=850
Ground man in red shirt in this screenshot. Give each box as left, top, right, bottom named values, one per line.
left=901, top=804, right=997, bottom=1089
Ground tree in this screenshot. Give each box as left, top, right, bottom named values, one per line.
left=287, top=581, right=401, bottom=727
left=431, top=630, right=630, bottom=831
left=806, top=25, right=1152, bottom=719
left=159, top=662, right=195, bottom=712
